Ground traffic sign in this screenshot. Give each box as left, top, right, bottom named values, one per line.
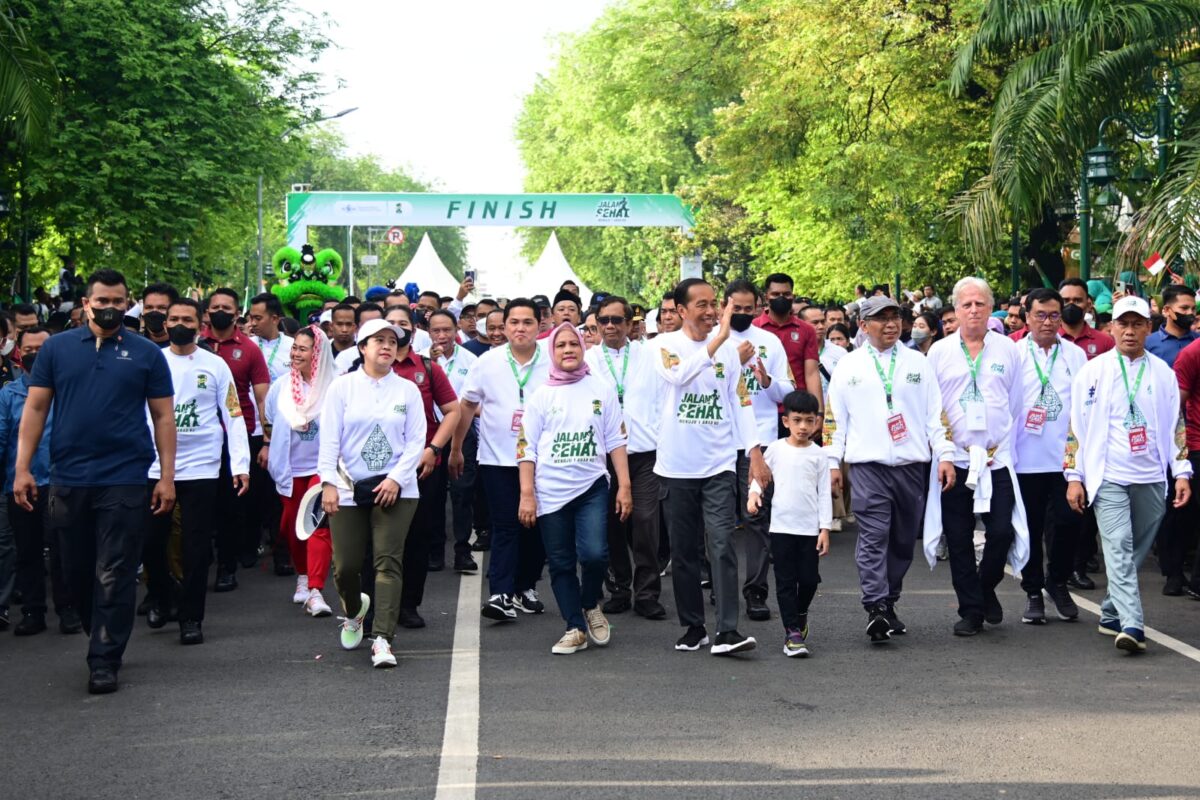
left=385, top=227, right=405, bottom=245
left=360, top=255, right=379, bottom=266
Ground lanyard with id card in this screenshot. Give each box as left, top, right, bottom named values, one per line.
left=870, top=347, right=908, bottom=443
left=506, top=345, right=540, bottom=433
left=959, top=338, right=988, bottom=431
left=1119, top=355, right=1150, bottom=455
left=1024, top=340, right=1058, bottom=436
left=602, top=345, right=629, bottom=407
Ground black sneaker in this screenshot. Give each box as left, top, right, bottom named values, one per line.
left=398, top=608, right=426, bottom=629
left=481, top=593, right=516, bottom=621
left=179, top=620, right=204, bottom=645
left=87, top=666, right=119, bottom=695
left=983, top=591, right=1003, bottom=625
left=711, top=629, right=757, bottom=655
left=0, top=607, right=8, bottom=632
left=675, top=625, right=709, bottom=651
left=1067, top=570, right=1095, bottom=590
left=866, top=606, right=891, bottom=643
left=453, top=554, right=479, bottom=573
left=13, top=612, right=46, bottom=637
left=470, top=530, right=491, bottom=552
left=58, top=607, right=83, bottom=635
left=513, top=589, right=545, bottom=614
left=634, top=599, right=668, bottom=620
left=1021, top=593, right=1046, bottom=625
left=427, top=557, right=445, bottom=573
left=953, top=617, right=983, bottom=636
left=883, top=604, right=906, bottom=635
left=602, top=595, right=632, bottom=614
left=214, top=572, right=238, bottom=593
left=1046, top=583, right=1079, bottom=620
left=745, top=593, right=771, bottom=622
left=1187, top=587, right=1200, bottom=601
left=1163, top=575, right=1185, bottom=596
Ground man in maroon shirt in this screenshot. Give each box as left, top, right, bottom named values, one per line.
left=752, top=272, right=822, bottom=410
left=385, top=306, right=461, bottom=627
left=202, top=288, right=271, bottom=591
left=1167, top=340, right=1200, bottom=598
left=1058, top=278, right=1114, bottom=360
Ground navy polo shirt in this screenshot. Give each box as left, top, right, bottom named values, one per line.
left=30, top=326, right=173, bottom=487
left=1146, top=326, right=1200, bottom=368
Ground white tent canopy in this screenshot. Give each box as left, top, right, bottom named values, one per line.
left=520, top=232, right=592, bottom=300
left=395, top=233, right=461, bottom=298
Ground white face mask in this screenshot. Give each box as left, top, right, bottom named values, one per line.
left=1085, top=312, right=1095, bottom=327
left=0, top=339, right=13, bottom=357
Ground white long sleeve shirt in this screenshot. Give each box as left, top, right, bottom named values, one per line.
left=253, top=333, right=294, bottom=382
left=727, top=325, right=795, bottom=445
left=927, top=331, right=1024, bottom=469
left=652, top=330, right=760, bottom=479
left=149, top=348, right=250, bottom=481
left=1012, top=336, right=1087, bottom=474
left=460, top=344, right=550, bottom=467
left=827, top=342, right=951, bottom=467
left=517, top=375, right=627, bottom=515
left=755, top=439, right=831, bottom=535
left=264, top=374, right=323, bottom=497
left=318, top=369, right=427, bottom=506
left=435, top=343, right=477, bottom=424
left=584, top=340, right=661, bottom=454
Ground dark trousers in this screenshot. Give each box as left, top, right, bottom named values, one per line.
left=940, top=467, right=1016, bottom=622
left=605, top=450, right=662, bottom=604
left=402, top=466, right=446, bottom=609
left=50, top=484, right=147, bottom=670
left=144, top=479, right=218, bottom=622
left=480, top=465, right=544, bottom=596
left=541, top=477, right=609, bottom=630
left=1158, top=454, right=1200, bottom=582
left=662, top=472, right=739, bottom=633
left=9, top=492, right=71, bottom=617
left=216, top=438, right=263, bottom=573
left=771, top=532, right=821, bottom=631
left=850, top=461, right=928, bottom=609
left=1017, top=471, right=1080, bottom=593
left=447, top=430, right=479, bottom=559
left=736, top=450, right=771, bottom=600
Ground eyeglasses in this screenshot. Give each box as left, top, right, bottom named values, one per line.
left=596, top=315, right=628, bottom=326
left=582, top=325, right=600, bottom=334
left=1032, top=312, right=1061, bottom=323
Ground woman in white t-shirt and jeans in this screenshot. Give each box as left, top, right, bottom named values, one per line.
left=517, top=323, right=632, bottom=654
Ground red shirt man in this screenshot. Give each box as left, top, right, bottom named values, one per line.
left=1058, top=278, right=1114, bottom=360
left=392, top=351, right=457, bottom=447
left=202, top=293, right=271, bottom=435
left=1175, top=339, right=1200, bottom=452
left=752, top=273, right=821, bottom=406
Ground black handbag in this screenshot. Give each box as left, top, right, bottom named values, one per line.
left=352, top=475, right=388, bottom=507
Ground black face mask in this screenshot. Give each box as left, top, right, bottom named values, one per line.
left=22, top=353, right=36, bottom=374
left=209, top=310, right=235, bottom=331
left=730, top=313, right=753, bottom=332
left=91, top=306, right=124, bottom=331
left=143, top=311, right=166, bottom=335
left=768, top=296, right=792, bottom=316
left=1061, top=303, right=1084, bottom=326
left=168, top=325, right=196, bottom=346
left=1174, top=313, right=1196, bottom=331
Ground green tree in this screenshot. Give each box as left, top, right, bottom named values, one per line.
left=0, top=2, right=58, bottom=147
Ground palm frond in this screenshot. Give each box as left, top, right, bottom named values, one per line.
left=0, top=9, right=60, bottom=146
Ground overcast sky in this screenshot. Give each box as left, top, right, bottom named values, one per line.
left=289, top=0, right=609, bottom=291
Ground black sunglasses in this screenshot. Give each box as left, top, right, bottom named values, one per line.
left=596, top=315, right=628, bottom=326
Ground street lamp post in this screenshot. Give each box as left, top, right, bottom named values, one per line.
left=255, top=106, right=357, bottom=293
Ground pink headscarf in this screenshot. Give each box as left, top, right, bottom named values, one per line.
left=545, top=322, right=591, bottom=387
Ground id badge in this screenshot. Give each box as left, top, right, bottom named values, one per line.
left=510, top=410, right=524, bottom=433
left=1024, top=407, right=1046, bottom=436
left=965, top=399, right=987, bottom=431
left=1128, top=425, right=1148, bottom=455
left=887, top=413, right=909, bottom=443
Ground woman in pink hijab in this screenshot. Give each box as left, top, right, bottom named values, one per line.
left=516, top=323, right=632, bottom=655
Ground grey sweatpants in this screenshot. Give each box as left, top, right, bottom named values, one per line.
left=850, top=461, right=930, bottom=609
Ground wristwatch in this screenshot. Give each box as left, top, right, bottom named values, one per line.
left=428, top=443, right=443, bottom=457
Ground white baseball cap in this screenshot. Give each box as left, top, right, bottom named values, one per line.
left=318, top=309, right=333, bottom=324
left=355, top=317, right=408, bottom=345
left=1112, top=295, right=1151, bottom=320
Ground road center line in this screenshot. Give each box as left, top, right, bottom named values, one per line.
left=433, top=574, right=482, bottom=800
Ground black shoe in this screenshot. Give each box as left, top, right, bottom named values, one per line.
left=273, top=560, right=295, bottom=577
left=239, top=552, right=259, bottom=569
left=1164, top=575, right=1185, bottom=596
left=1021, top=593, right=1046, bottom=625
left=180, top=620, right=203, bottom=645
left=470, top=530, right=491, bottom=552
left=710, top=629, right=757, bottom=655
left=399, top=608, right=426, bottom=629
left=983, top=591, right=1003, bottom=625
left=675, top=625, right=709, bottom=651
left=634, top=600, right=667, bottom=620
left=746, top=594, right=771, bottom=622
left=866, top=606, right=891, bottom=643
left=136, top=595, right=153, bottom=616
left=953, top=617, right=983, bottom=636
left=603, top=595, right=632, bottom=614
left=58, top=608, right=83, bottom=635
left=453, top=554, right=479, bottom=573
left=1046, top=583, right=1079, bottom=620
left=1086, top=557, right=1100, bottom=573
left=1067, top=570, right=1095, bottom=590
left=427, top=557, right=445, bottom=572
left=883, top=604, right=906, bottom=635
left=146, top=606, right=167, bottom=629
left=0, top=607, right=9, bottom=631
left=87, top=667, right=119, bottom=695
left=1186, top=587, right=1200, bottom=601
left=214, top=572, right=238, bottom=593
left=13, top=612, right=46, bottom=636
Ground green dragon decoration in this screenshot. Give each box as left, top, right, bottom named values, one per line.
left=271, top=244, right=346, bottom=321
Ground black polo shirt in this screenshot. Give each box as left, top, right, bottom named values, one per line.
left=30, top=326, right=173, bottom=487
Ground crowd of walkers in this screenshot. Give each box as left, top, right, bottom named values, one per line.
left=1, top=265, right=1197, bottom=694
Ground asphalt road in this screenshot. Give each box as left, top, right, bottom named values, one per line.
left=4, top=524, right=1200, bottom=800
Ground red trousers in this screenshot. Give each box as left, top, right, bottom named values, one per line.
left=279, top=474, right=332, bottom=591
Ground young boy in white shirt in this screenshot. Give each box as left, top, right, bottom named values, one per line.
left=748, top=390, right=831, bottom=658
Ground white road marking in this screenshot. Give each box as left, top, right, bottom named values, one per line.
left=433, top=574, right=482, bottom=800
left=1068, top=591, right=1200, bottom=664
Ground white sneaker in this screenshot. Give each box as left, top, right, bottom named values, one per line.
left=551, top=628, right=588, bottom=654
left=370, top=635, right=397, bottom=668
left=305, top=588, right=332, bottom=617
left=338, top=592, right=370, bottom=650
left=292, top=575, right=309, bottom=604
left=831, top=519, right=843, bottom=532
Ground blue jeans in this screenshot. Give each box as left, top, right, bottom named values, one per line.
left=538, top=477, right=609, bottom=631
left=1094, top=480, right=1166, bottom=632
left=479, top=465, right=544, bottom=597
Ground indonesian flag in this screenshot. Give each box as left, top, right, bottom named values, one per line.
left=1144, top=252, right=1167, bottom=276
